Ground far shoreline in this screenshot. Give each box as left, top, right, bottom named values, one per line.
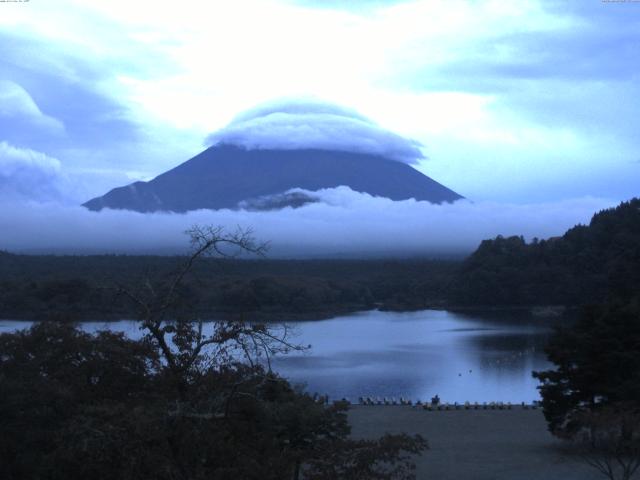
left=0, top=304, right=575, bottom=324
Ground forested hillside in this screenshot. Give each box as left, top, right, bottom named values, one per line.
left=451, top=198, right=640, bottom=306
left=0, top=254, right=456, bottom=321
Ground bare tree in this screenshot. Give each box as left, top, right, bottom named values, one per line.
left=570, top=404, right=640, bottom=480
left=116, top=225, right=303, bottom=398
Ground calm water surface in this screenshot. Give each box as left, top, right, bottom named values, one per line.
left=0, top=309, right=553, bottom=403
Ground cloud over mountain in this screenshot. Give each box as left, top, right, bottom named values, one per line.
left=206, top=99, right=425, bottom=164
left=0, top=187, right=615, bottom=257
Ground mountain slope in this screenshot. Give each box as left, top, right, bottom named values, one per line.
left=83, top=144, right=463, bottom=212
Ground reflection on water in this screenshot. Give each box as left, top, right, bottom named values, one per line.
left=270, top=310, right=553, bottom=403
left=0, top=309, right=553, bottom=403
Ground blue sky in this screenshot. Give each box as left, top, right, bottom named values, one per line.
left=0, top=0, right=638, bottom=254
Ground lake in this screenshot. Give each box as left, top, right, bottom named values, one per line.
left=0, top=309, right=553, bottom=404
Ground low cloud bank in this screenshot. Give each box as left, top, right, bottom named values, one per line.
left=206, top=98, right=424, bottom=164
left=0, top=187, right=616, bottom=257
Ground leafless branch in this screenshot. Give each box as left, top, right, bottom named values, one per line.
left=110, top=225, right=305, bottom=400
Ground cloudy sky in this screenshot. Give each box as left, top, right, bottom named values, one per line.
left=0, top=0, right=638, bottom=254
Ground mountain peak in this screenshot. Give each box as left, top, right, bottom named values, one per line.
left=83, top=145, right=463, bottom=213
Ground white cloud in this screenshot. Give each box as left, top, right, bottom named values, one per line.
left=0, top=187, right=616, bottom=256
left=0, top=80, right=65, bottom=134
left=0, top=142, right=69, bottom=202
left=0, top=142, right=61, bottom=176
left=206, top=98, right=425, bottom=164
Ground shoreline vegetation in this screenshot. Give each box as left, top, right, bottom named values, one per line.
left=0, top=304, right=572, bottom=323
left=0, top=254, right=458, bottom=322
